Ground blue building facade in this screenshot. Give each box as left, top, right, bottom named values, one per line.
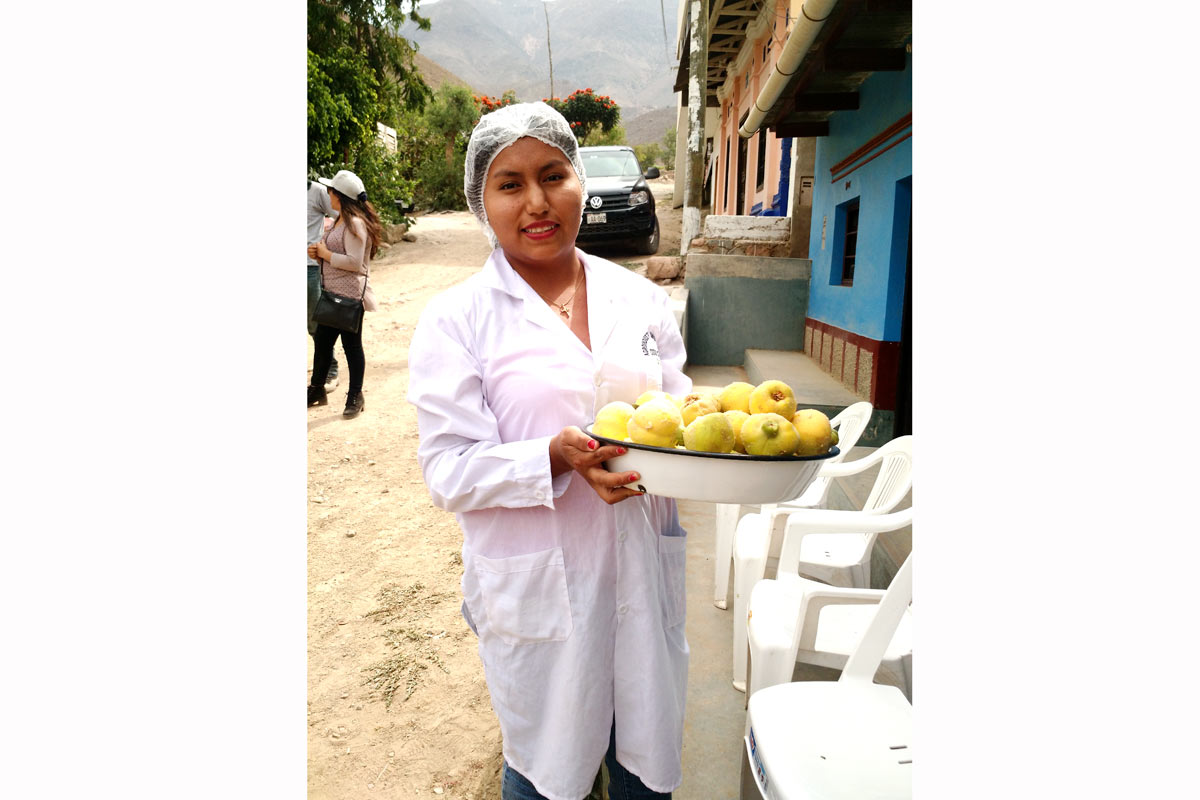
left=804, top=50, right=912, bottom=431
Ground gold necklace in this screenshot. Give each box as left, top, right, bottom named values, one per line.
left=542, top=268, right=584, bottom=319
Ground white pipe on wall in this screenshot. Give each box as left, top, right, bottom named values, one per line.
left=738, top=0, right=839, bottom=138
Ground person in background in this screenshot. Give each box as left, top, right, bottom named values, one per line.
left=308, top=179, right=342, bottom=391
left=307, top=169, right=379, bottom=419
left=407, top=102, right=691, bottom=800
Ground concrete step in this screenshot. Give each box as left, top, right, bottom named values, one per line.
left=743, top=348, right=860, bottom=407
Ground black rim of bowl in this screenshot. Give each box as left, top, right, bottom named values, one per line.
left=584, top=426, right=840, bottom=463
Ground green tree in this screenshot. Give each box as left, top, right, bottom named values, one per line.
left=307, top=0, right=433, bottom=169
left=548, top=89, right=620, bottom=141
left=425, top=84, right=479, bottom=166
left=308, top=46, right=380, bottom=165
left=634, top=142, right=663, bottom=169
left=582, top=124, right=626, bottom=147
left=662, top=126, right=677, bottom=168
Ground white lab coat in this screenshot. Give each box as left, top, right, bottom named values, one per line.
left=407, top=248, right=693, bottom=800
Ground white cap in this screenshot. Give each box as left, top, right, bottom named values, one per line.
left=318, top=169, right=367, bottom=201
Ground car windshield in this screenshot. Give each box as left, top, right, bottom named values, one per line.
left=582, top=151, right=642, bottom=178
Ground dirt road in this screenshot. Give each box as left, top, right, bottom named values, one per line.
left=307, top=183, right=683, bottom=799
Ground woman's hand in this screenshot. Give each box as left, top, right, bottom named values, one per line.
left=550, top=425, right=644, bottom=505
left=307, top=243, right=321, bottom=260
left=309, top=241, right=331, bottom=261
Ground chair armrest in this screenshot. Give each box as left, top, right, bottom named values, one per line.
left=778, top=507, right=912, bottom=536
left=777, top=507, right=913, bottom=576
left=795, top=586, right=886, bottom=651
left=817, top=447, right=884, bottom=478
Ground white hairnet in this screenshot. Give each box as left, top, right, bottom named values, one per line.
left=463, top=101, right=589, bottom=249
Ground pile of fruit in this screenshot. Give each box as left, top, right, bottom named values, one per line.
left=591, top=380, right=839, bottom=457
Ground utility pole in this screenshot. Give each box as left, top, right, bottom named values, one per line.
left=544, top=3, right=554, bottom=101
left=681, top=0, right=707, bottom=255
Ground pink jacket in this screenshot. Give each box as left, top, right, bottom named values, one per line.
left=320, top=217, right=378, bottom=312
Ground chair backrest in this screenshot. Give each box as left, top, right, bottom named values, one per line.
left=862, top=435, right=913, bottom=513
left=784, top=402, right=875, bottom=509
left=841, top=551, right=913, bottom=685
left=828, top=401, right=873, bottom=465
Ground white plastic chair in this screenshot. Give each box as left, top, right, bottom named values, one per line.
left=731, top=435, right=912, bottom=691
left=712, top=401, right=873, bottom=609
left=743, top=554, right=913, bottom=800
left=745, top=507, right=913, bottom=701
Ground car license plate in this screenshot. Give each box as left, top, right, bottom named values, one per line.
left=587, top=212, right=606, bottom=224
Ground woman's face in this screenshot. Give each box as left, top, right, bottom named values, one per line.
left=327, top=188, right=341, bottom=212
left=482, top=136, right=583, bottom=272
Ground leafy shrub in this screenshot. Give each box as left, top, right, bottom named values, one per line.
left=415, top=150, right=467, bottom=211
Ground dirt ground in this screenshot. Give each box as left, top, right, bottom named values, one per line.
left=307, top=181, right=684, bottom=799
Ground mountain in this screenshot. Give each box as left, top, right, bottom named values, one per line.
left=624, top=105, right=677, bottom=146
left=401, top=0, right=680, bottom=120
left=412, top=50, right=476, bottom=93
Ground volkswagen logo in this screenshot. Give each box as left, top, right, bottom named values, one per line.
left=589, top=196, right=603, bottom=209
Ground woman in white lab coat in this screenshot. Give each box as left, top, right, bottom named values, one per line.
left=407, top=103, right=692, bottom=800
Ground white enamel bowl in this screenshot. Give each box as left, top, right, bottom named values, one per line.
left=585, top=426, right=839, bottom=505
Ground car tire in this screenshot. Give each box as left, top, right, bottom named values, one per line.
left=636, top=216, right=660, bottom=256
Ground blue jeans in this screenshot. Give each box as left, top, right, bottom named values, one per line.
left=308, top=264, right=339, bottom=377
left=501, top=718, right=671, bottom=800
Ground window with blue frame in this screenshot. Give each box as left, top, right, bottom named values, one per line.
left=831, top=197, right=860, bottom=286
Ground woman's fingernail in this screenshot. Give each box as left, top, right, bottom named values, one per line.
left=618, top=447, right=627, bottom=455
left=587, top=440, right=597, bottom=450
left=629, top=473, right=640, bottom=482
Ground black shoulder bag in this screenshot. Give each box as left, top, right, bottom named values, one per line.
left=313, top=235, right=368, bottom=334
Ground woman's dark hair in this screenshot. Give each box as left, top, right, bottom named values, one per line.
left=331, top=188, right=382, bottom=259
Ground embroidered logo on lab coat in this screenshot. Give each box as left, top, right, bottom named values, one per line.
left=641, top=330, right=659, bottom=358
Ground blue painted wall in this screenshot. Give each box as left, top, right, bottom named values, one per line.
left=807, top=52, right=912, bottom=343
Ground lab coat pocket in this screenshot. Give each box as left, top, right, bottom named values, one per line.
left=474, top=547, right=574, bottom=645
left=657, top=534, right=688, bottom=628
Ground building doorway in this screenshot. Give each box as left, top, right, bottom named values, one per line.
left=893, top=195, right=912, bottom=437
left=736, top=135, right=748, bottom=214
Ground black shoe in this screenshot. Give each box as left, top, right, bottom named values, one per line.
left=343, top=391, right=365, bottom=419
left=308, top=385, right=328, bottom=407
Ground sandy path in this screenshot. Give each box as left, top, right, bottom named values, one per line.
left=308, top=183, right=683, bottom=799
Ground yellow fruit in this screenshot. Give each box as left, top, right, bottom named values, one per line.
left=626, top=397, right=683, bottom=448
left=723, top=410, right=750, bottom=453
left=634, top=390, right=680, bottom=409
left=749, top=380, right=797, bottom=419
left=792, top=409, right=834, bottom=456
left=717, top=381, right=755, bottom=414
left=592, top=401, right=635, bottom=441
left=683, top=412, right=736, bottom=453
left=741, top=412, right=801, bottom=456
left=679, top=392, right=723, bottom=426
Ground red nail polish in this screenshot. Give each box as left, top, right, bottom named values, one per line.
left=618, top=447, right=627, bottom=455
left=587, top=439, right=597, bottom=450
left=630, top=473, right=640, bottom=482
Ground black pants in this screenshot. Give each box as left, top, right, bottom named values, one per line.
left=311, top=323, right=364, bottom=395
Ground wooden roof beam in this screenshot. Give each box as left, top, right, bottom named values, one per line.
left=824, top=47, right=908, bottom=72
left=773, top=120, right=830, bottom=137
left=791, top=91, right=860, bottom=111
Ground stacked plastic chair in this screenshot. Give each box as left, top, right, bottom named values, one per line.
left=732, top=435, right=913, bottom=691
left=712, top=402, right=874, bottom=609
left=743, top=553, right=913, bottom=800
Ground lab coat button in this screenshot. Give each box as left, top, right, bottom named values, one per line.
left=618, top=603, right=629, bottom=615
left=594, top=373, right=603, bottom=387
left=618, top=531, right=628, bottom=543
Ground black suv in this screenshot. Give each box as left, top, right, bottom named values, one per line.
left=577, top=146, right=660, bottom=255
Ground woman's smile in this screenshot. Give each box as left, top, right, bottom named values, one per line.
left=521, top=221, right=560, bottom=239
